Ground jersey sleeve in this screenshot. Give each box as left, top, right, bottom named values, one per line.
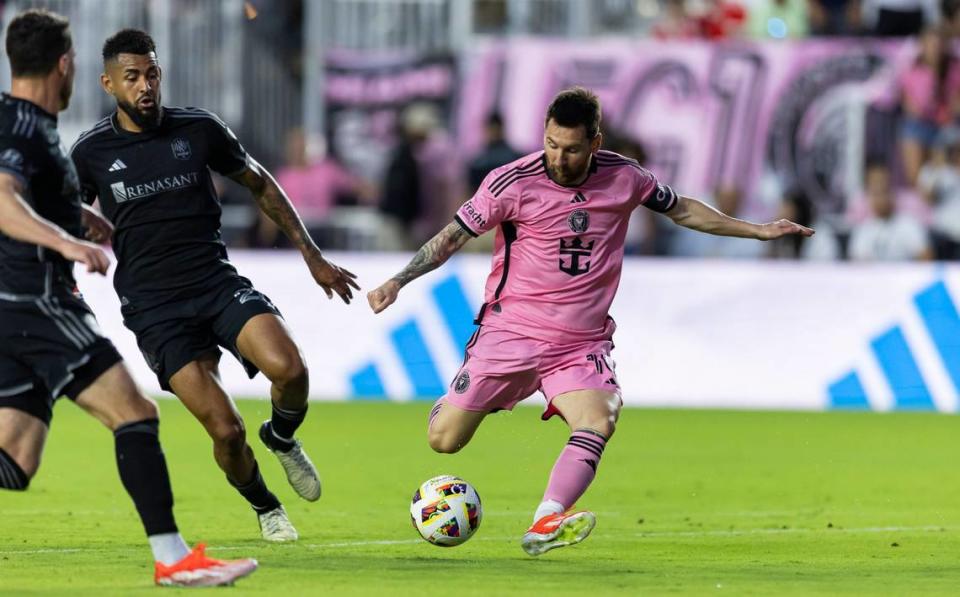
left=204, top=113, right=251, bottom=177
left=454, top=169, right=519, bottom=237
left=633, top=167, right=679, bottom=213
left=69, top=145, right=98, bottom=204
left=0, top=139, right=34, bottom=188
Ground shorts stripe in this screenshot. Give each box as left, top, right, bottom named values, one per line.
left=0, top=460, right=14, bottom=487
left=44, top=297, right=95, bottom=347
left=50, top=354, right=91, bottom=398
left=52, top=298, right=97, bottom=345
left=0, top=381, right=34, bottom=397
left=35, top=299, right=85, bottom=349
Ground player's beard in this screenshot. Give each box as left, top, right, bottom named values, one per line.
left=58, top=73, right=73, bottom=111
left=117, top=97, right=161, bottom=130
left=548, top=161, right=589, bottom=186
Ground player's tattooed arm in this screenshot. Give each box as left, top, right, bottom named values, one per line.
left=666, top=196, right=814, bottom=240
left=367, top=221, right=471, bottom=314
left=393, top=222, right=471, bottom=287
left=230, top=159, right=316, bottom=253
left=231, top=159, right=360, bottom=304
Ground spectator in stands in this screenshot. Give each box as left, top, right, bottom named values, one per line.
left=467, top=112, right=522, bottom=194
left=862, top=0, right=939, bottom=36
left=379, top=106, right=425, bottom=248
left=808, top=0, right=861, bottom=35
left=698, top=0, right=748, bottom=38
left=652, top=0, right=701, bottom=39
left=380, top=103, right=460, bottom=248
left=848, top=162, right=933, bottom=260
left=898, top=27, right=960, bottom=185
left=918, top=126, right=960, bottom=256
left=768, top=189, right=840, bottom=259
left=747, top=0, right=810, bottom=38
left=944, top=0, right=960, bottom=37
left=251, top=128, right=374, bottom=248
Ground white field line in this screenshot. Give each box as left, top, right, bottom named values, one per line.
left=0, top=525, right=950, bottom=556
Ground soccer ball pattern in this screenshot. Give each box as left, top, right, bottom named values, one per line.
left=410, top=475, right=482, bottom=546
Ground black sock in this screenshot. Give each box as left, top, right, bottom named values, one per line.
left=114, top=419, right=178, bottom=535
left=270, top=403, right=307, bottom=443
left=0, top=447, right=29, bottom=490
left=228, top=461, right=281, bottom=514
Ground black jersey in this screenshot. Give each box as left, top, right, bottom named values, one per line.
left=70, top=107, right=250, bottom=311
left=0, top=94, right=83, bottom=297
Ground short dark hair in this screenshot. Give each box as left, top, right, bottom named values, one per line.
left=102, top=28, right=156, bottom=63
left=5, top=9, right=72, bottom=77
left=545, top=87, right=601, bottom=139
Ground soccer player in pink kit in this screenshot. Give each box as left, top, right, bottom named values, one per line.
left=368, top=88, right=813, bottom=556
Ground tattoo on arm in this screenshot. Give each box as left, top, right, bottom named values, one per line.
left=233, top=162, right=316, bottom=254
left=391, top=222, right=471, bottom=288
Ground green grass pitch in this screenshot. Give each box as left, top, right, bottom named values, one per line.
left=2, top=399, right=960, bottom=595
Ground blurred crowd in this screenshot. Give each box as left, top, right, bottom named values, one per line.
left=215, top=0, right=960, bottom=262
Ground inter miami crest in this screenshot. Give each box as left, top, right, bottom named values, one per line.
left=171, top=137, right=192, bottom=160
left=453, top=370, right=470, bottom=394
left=567, top=209, right=589, bottom=234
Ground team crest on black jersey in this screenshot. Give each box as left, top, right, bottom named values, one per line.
left=171, top=138, right=192, bottom=160
left=567, top=209, right=589, bottom=234
left=0, top=148, right=23, bottom=171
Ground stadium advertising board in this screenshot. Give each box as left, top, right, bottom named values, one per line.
left=77, top=252, right=960, bottom=412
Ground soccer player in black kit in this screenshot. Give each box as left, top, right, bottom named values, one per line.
left=0, top=10, right=256, bottom=586
left=71, top=29, right=359, bottom=541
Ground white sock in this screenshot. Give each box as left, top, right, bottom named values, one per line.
left=148, top=532, right=190, bottom=565
left=533, top=499, right=565, bottom=523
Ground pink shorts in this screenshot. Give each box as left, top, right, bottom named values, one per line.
left=442, top=325, right=621, bottom=420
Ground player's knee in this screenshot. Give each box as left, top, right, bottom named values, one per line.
left=428, top=429, right=464, bottom=454
left=263, top=350, right=308, bottom=390
left=209, top=418, right=247, bottom=450
left=575, top=403, right=619, bottom=439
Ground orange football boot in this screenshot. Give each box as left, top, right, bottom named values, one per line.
left=521, top=510, right=597, bottom=556
left=154, top=543, right=258, bottom=587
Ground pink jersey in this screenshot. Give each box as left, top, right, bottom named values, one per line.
left=455, top=150, right=677, bottom=343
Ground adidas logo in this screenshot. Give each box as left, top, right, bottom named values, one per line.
left=570, top=192, right=587, bottom=203
left=108, top=159, right=127, bottom=172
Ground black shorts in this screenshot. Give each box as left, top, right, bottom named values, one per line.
left=123, top=276, right=281, bottom=392
left=0, top=293, right=123, bottom=426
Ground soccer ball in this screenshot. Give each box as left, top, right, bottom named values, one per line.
left=410, top=475, right=482, bottom=546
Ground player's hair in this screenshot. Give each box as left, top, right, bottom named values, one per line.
left=102, top=28, right=156, bottom=63
left=5, top=9, right=72, bottom=77
left=545, top=87, right=601, bottom=139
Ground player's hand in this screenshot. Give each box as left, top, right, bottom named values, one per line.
left=81, top=206, right=113, bottom=244
left=757, top=219, right=814, bottom=241
left=58, top=238, right=110, bottom=275
left=367, top=280, right=400, bottom=314
left=305, top=253, right=360, bottom=304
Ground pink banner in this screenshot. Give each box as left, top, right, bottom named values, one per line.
left=458, top=38, right=914, bottom=218
left=325, top=40, right=917, bottom=219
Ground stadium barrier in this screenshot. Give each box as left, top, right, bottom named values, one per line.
left=76, top=251, right=960, bottom=412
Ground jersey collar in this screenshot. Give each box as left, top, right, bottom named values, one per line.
left=1, top=93, right=57, bottom=123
